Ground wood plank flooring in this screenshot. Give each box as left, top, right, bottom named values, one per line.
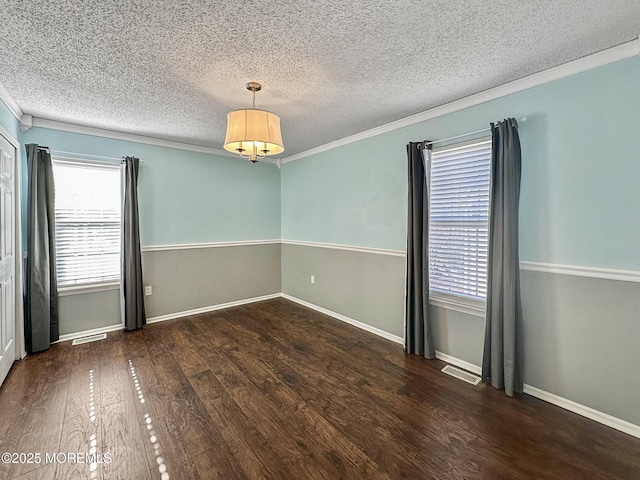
left=1, top=298, right=639, bottom=479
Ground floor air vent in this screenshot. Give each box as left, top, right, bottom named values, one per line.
left=72, top=333, right=107, bottom=346
left=441, top=365, right=481, bottom=385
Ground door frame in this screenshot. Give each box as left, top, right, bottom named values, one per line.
left=0, top=123, right=25, bottom=360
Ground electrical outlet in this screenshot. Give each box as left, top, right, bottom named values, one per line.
left=310, top=275, right=315, bottom=284
left=144, top=285, right=152, bottom=296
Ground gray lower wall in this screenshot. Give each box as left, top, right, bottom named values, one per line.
left=430, top=306, right=485, bottom=365
left=58, top=243, right=281, bottom=335
left=435, top=269, right=640, bottom=426
left=281, top=244, right=405, bottom=338
left=281, top=243, right=640, bottom=427
left=520, top=270, right=640, bottom=425
left=143, top=243, right=281, bottom=318
left=59, top=241, right=640, bottom=426
left=59, top=288, right=121, bottom=335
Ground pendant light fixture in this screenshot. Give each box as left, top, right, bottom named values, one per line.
left=224, top=82, right=284, bottom=163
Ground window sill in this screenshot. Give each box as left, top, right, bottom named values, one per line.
left=58, top=282, right=120, bottom=297
left=429, top=295, right=485, bottom=318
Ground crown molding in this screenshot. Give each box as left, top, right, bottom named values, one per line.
left=281, top=38, right=640, bottom=164
left=28, top=117, right=280, bottom=165
left=0, top=79, right=23, bottom=121
left=30, top=117, right=235, bottom=157
left=8, top=37, right=638, bottom=165
left=19, top=114, right=32, bottom=133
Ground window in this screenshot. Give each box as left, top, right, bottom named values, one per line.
left=428, top=138, right=491, bottom=313
left=53, top=159, right=121, bottom=287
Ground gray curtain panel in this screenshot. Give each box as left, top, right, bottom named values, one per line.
left=405, top=142, right=435, bottom=359
left=482, top=118, right=524, bottom=396
left=25, top=144, right=59, bottom=353
left=121, top=156, right=146, bottom=330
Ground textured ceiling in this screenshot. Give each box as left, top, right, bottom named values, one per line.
left=1, top=1, right=639, bottom=157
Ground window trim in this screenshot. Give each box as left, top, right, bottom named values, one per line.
left=429, top=291, right=485, bottom=317
left=427, top=136, right=491, bottom=316
left=52, top=155, right=120, bottom=168
left=52, top=156, right=122, bottom=289
left=58, top=281, right=120, bottom=297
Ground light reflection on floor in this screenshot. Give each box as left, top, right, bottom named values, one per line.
left=128, top=359, right=170, bottom=480
left=89, top=369, right=98, bottom=478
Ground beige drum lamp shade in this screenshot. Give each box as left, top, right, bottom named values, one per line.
left=223, top=82, right=284, bottom=163
left=224, top=108, right=284, bottom=159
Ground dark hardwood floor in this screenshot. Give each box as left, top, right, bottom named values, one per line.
left=1, top=298, right=639, bottom=479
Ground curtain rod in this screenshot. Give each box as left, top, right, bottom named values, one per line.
left=424, top=117, right=528, bottom=147
left=38, top=147, right=143, bottom=163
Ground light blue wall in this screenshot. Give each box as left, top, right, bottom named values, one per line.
left=0, top=100, right=22, bottom=251
left=280, top=57, right=640, bottom=426
left=0, top=100, right=19, bottom=141
left=19, top=128, right=281, bottom=246
left=281, top=135, right=408, bottom=250
left=18, top=127, right=282, bottom=336
left=282, top=57, right=640, bottom=270
left=9, top=55, right=640, bottom=426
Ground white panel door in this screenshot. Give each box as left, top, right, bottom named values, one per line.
left=0, top=134, right=16, bottom=387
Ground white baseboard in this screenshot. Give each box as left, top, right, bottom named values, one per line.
left=146, top=293, right=281, bottom=324
left=522, top=384, right=640, bottom=439
left=280, top=293, right=404, bottom=345
left=435, top=351, right=482, bottom=376
left=55, top=293, right=281, bottom=342
left=56, top=323, right=123, bottom=343
left=53, top=292, right=640, bottom=440
left=432, top=351, right=640, bottom=439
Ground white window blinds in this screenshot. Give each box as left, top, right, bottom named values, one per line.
left=428, top=139, right=491, bottom=303
left=53, top=160, right=121, bottom=287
